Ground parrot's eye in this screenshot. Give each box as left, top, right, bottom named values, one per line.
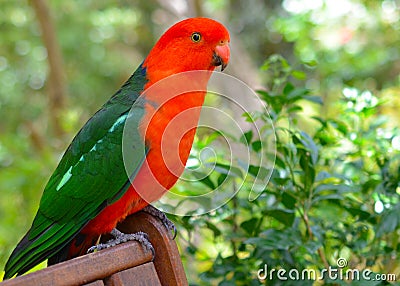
left=191, top=32, right=202, bottom=43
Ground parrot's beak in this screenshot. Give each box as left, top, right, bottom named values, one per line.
left=213, top=43, right=230, bottom=71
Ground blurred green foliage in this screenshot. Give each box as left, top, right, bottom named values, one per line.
left=175, top=55, right=400, bottom=285
left=1, top=0, right=400, bottom=284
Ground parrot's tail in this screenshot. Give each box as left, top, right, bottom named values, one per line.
left=48, top=232, right=99, bottom=265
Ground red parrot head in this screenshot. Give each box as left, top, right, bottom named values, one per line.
left=143, top=17, right=230, bottom=85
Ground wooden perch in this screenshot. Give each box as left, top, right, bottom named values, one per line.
left=0, top=212, right=188, bottom=286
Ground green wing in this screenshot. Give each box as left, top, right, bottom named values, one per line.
left=4, top=64, right=148, bottom=278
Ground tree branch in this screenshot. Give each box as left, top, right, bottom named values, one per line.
left=302, top=209, right=330, bottom=269
left=30, top=0, right=66, bottom=138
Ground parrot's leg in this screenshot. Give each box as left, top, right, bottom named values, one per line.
left=142, top=205, right=177, bottom=239
left=87, top=228, right=155, bottom=258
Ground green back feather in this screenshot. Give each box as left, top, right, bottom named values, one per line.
left=4, top=63, right=148, bottom=279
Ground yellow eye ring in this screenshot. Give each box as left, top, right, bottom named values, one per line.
left=191, top=32, right=201, bottom=42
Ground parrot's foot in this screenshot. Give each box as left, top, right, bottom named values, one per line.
left=142, top=205, right=177, bottom=239
left=87, top=228, right=155, bottom=258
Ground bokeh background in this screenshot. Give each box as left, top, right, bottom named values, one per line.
left=1, top=0, right=399, bottom=285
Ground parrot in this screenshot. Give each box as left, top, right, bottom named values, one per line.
left=3, top=17, right=230, bottom=279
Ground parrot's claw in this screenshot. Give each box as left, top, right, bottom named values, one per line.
left=87, top=228, right=155, bottom=259
left=142, top=205, right=177, bottom=239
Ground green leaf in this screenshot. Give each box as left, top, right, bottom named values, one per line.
left=272, top=176, right=290, bottom=186
left=266, top=209, right=295, bottom=227
left=329, top=119, right=349, bottom=135
left=248, top=165, right=270, bottom=180
left=312, top=193, right=344, bottom=204
left=214, top=163, right=243, bottom=178
left=241, top=218, right=259, bottom=235
left=291, top=70, right=306, bottom=80
left=205, top=221, right=222, bottom=237
left=375, top=203, right=400, bottom=237
left=273, top=155, right=287, bottom=169
left=256, top=89, right=270, bottom=99
left=303, top=95, right=323, bottom=105
left=311, top=116, right=327, bottom=127
left=240, top=130, right=253, bottom=145
left=283, top=82, right=295, bottom=95
left=303, top=59, right=318, bottom=67
left=299, top=131, right=319, bottom=164
left=345, top=207, right=371, bottom=220
left=217, top=173, right=228, bottom=187
left=287, top=87, right=309, bottom=100
left=252, top=140, right=262, bottom=152
left=315, top=171, right=333, bottom=182
left=287, top=104, right=303, bottom=113
left=282, top=192, right=296, bottom=209
left=242, top=112, right=255, bottom=123
left=314, top=184, right=353, bottom=194
left=192, top=171, right=216, bottom=190
left=248, top=228, right=301, bottom=250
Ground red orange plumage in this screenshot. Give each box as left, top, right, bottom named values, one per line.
left=4, top=17, right=230, bottom=279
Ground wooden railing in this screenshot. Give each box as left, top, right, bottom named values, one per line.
left=1, top=212, right=188, bottom=286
